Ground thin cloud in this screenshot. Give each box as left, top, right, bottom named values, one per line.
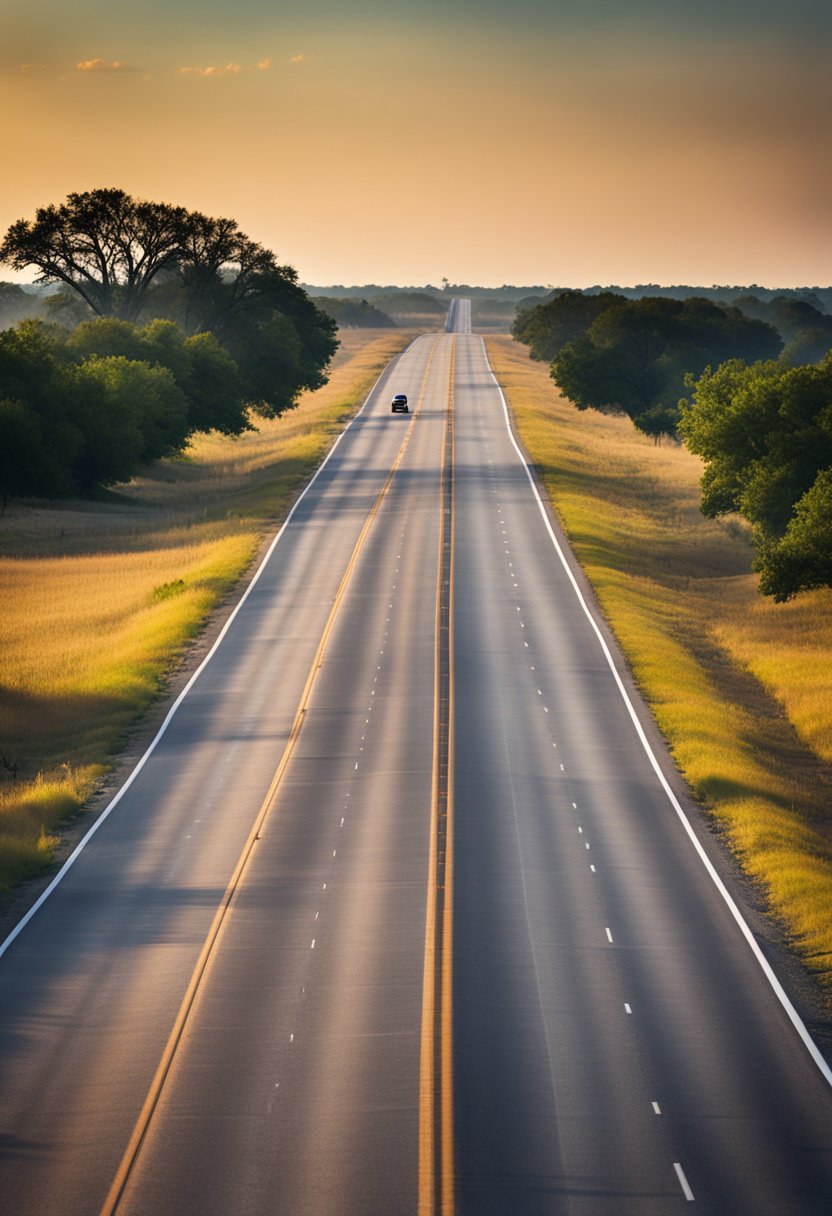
left=258, top=57, right=273, bottom=71
left=76, top=59, right=133, bottom=73
left=289, top=54, right=307, bottom=64
left=178, top=62, right=242, bottom=77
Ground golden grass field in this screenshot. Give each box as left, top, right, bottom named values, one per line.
left=0, top=329, right=412, bottom=893
left=486, top=335, right=832, bottom=993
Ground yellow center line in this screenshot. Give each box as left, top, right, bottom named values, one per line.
left=99, top=335, right=440, bottom=1216
left=419, top=334, right=456, bottom=1216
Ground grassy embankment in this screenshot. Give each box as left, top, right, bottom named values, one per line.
left=486, top=335, right=832, bottom=994
left=0, top=329, right=412, bottom=894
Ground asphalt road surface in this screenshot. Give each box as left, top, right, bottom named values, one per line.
left=1, top=299, right=831, bottom=1215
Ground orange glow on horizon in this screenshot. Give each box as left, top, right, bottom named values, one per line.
left=1, top=20, right=829, bottom=288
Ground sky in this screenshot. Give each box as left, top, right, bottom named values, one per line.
left=1, top=0, right=830, bottom=288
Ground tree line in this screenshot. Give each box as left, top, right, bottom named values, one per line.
left=0, top=189, right=337, bottom=501
left=313, top=297, right=396, bottom=328
left=513, top=290, right=832, bottom=600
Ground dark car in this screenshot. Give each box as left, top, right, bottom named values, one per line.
left=391, top=393, right=409, bottom=413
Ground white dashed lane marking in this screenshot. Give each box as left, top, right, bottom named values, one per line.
left=489, top=436, right=702, bottom=1191
left=674, top=1163, right=695, bottom=1202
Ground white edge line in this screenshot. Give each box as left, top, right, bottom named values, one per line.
left=0, top=339, right=420, bottom=962
left=479, top=334, right=832, bottom=1091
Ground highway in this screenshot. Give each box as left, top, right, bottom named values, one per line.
left=1, top=298, right=832, bottom=1214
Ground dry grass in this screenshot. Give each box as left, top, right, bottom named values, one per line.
left=486, top=335, right=832, bottom=990
left=0, top=329, right=412, bottom=892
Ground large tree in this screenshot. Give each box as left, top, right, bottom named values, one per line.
left=0, top=189, right=188, bottom=322
left=0, top=189, right=328, bottom=347
left=512, top=290, right=624, bottom=362
left=679, top=354, right=832, bottom=599
left=550, top=297, right=782, bottom=437
left=2, top=189, right=339, bottom=427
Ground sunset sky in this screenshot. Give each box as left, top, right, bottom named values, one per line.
left=2, top=0, right=830, bottom=287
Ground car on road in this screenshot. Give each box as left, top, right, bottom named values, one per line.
left=391, top=393, right=409, bottom=413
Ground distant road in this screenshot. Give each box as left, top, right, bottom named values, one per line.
left=445, top=297, right=471, bottom=333
left=0, top=301, right=831, bottom=1214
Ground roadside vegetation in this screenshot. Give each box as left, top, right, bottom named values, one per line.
left=486, top=335, right=832, bottom=996
left=0, top=188, right=338, bottom=501
left=679, top=358, right=832, bottom=601
left=513, top=290, right=782, bottom=438
left=0, top=328, right=411, bottom=894
left=367, top=292, right=447, bottom=328
left=314, top=297, right=395, bottom=328
left=513, top=289, right=832, bottom=601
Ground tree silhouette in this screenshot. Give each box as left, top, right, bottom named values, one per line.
left=1, top=189, right=187, bottom=321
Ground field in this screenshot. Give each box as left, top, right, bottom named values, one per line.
left=486, top=335, right=832, bottom=993
left=0, top=329, right=413, bottom=894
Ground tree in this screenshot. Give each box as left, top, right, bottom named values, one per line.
left=679, top=355, right=832, bottom=599
left=314, top=297, right=395, bottom=328
left=215, top=274, right=338, bottom=415
left=183, top=332, right=252, bottom=435
left=74, top=356, right=189, bottom=469
left=0, top=397, right=57, bottom=505
left=0, top=320, right=191, bottom=499
left=0, top=192, right=338, bottom=407
left=1, top=192, right=341, bottom=500
left=172, top=212, right=289, bottom=336
left=64, top=360, right=150, bottom=490
left=549, top=297, right=781, bottom=437
left=548, top=338, right=619, bottom=415
left=68, top=316, right=249, bottom=435
left=757, top=471, right=832, bottom=601
left=0, top=321, right=83, bottom=498
left=731, top=294, right=832, bottom=366
left=512, top=291, right=624, bottom=362
left=0, top=189, right=187, bottom=321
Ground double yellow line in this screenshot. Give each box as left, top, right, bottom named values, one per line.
left=419, top=337, right=456, bottom=1216
left=99, top=338, right=440, bottom=1216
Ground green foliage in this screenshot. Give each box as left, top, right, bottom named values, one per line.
left=184, top=332, right=250, bottom=435
left=512, top=290, right=624, bottom=361
left=0, top=397, right=55, bottom=504
left=543, top=296, right=782, bottom=437
left=549, top=337, right=617, bottom=414
left=757, top=472, right=832, bottom=601
left=1, top=189, right=338, bottom=437
left=214, top=274, right=338, bottom=417
left=69, top=317, right=249, bottom=436
left=75, top=356, right=189, bottom=469
left=64, top=360, right=149, bottom=489
left=0, top=321, right=188, bottom=499
left=731, top=295, right=832, bottom=366
left=680, top=356, right=832, bottom=599
left=0, top=322, right=83, bottom=500
left=237, top=310, right=306, bottom=416
left=151, top=579, right=186, bottom=602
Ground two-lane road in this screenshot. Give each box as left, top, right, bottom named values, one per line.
left=0, top=333, right=451, bottom=1215
left=1, top=301, right=831, bottom=1214
left=450, top=329, right=832, bottom=1214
